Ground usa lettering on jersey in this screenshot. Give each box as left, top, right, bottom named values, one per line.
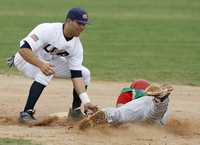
left=44, top=44, right=69, bottom=57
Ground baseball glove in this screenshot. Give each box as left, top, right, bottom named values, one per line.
left=144, top=85, right=163, bottom=96
left=79, top=110, right=107, bottom=130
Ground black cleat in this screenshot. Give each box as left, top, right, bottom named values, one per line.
left=155, top=84, right=173, bottom=102
left=67, top=108, right=86, bottom=121
left=18, top=109, right=37, bottom=124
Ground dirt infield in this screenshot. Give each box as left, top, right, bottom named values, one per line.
left=0, top=74, right=200, bottom=145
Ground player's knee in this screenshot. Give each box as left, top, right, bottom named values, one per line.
left=82, top=68, right=91, bottom=85
left=34, top=72, right=53, bottom=86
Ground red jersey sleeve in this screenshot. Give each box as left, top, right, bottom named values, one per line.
left=116, top=92, right=133, bottom=105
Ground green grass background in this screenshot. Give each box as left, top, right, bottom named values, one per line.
left=0, top=0, right=199, bottom=86
left=0, top=0, right=199, bottom=144
left=0, top=138, right=41, bottom=145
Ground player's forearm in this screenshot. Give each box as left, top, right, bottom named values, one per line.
left=19, top=48, right=44, bottom=68
left=72, top=77, right=86, bottom=94
left=71, top=77, right=90, bottom=104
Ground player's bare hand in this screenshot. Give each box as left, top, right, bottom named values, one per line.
left=39, top=63, right=55, bottom=76
left=84, top=102, right=98, bottom=115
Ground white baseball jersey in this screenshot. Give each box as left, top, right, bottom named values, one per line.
left=20, top=23, right=83, bottom=70
left=14, top=23, right=91, bottom=86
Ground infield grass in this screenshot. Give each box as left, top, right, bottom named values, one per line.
left=0, top=0, right=199, bottom=85
left=0, top=138, right=41, bottom=145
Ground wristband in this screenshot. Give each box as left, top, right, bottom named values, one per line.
left=79, top=92, right=91, bottom=104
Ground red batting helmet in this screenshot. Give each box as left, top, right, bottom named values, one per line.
left=130, top=79, right=150, bottom=90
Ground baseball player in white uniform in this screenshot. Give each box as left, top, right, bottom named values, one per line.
left=79, top=84, right=173, bottom=130
left=13, top=7, right=98, bottom=124
left=115, top=79, right=171, bottom=124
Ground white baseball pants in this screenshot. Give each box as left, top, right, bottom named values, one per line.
left=104, top=96, right=170, bottom=125
left=14, top=52, right=91, bottom=86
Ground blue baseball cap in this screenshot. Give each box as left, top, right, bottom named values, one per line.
left=66, top=7, right=90, bottom=24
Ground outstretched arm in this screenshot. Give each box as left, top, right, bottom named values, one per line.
left=71, top=77, right=98, bottom=114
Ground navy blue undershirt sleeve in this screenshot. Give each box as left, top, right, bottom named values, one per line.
left=20, top=41, right=32, bottom=49
left=70, top=70, right=82, bottom=78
